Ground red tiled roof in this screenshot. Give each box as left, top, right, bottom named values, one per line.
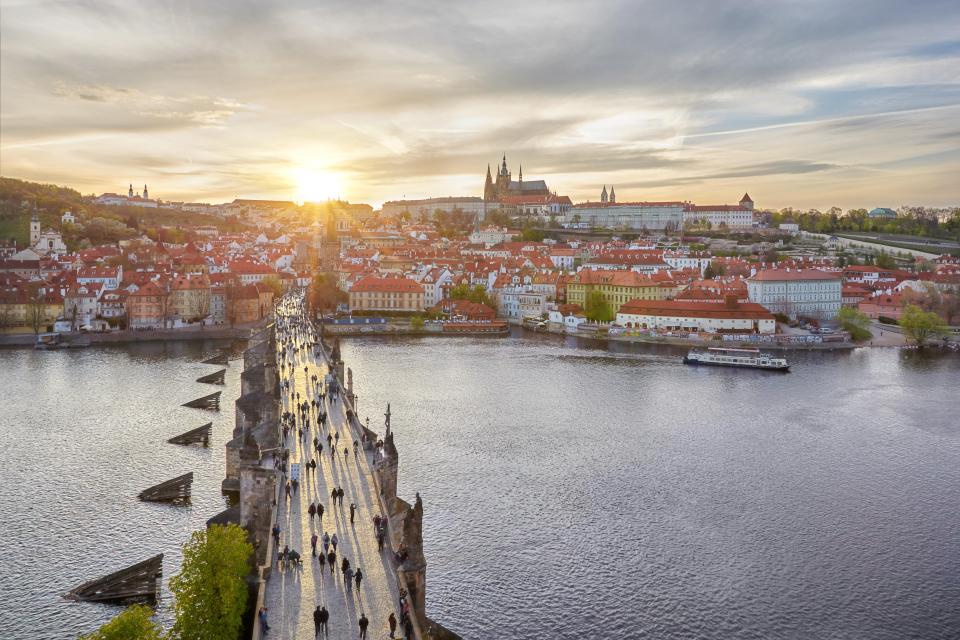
left=572, top=270, right=672, bottom=287
left=351, top=276, right=422, bottom=294
left=619, top=299, right=774, bottom=320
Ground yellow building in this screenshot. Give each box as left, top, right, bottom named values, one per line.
left=567, top=270, right=678, bottom=314
left=349, top=276, right=424, bottom=312
left=0, top=286, right=62, bottom=332
left=170, top=275, right=211, bottom=323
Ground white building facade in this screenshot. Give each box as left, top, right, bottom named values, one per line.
left=496, top=287, right=547, bottom=321
left=746, top=269, right=842, bottom=320
left=566, top=202, right=685, bottom=230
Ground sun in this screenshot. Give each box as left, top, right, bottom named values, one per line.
left=294, top=168, right=342, bottom=203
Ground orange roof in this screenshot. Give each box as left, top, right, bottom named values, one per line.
left=573, top=270, right=667, bottom=287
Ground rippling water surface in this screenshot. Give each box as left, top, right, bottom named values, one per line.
left=1, top=335, right=959, bottom=639
left=339, top=333, right=960, bottom=640
left=0, top=341, right=242, bottom=638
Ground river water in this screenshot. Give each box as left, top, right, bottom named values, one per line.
left=0, top=341, right=243, bottom=639
left=1, top=334, right=958, bottom=639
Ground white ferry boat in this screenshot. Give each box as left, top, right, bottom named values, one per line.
left=683, top=347, right=789, bottom=371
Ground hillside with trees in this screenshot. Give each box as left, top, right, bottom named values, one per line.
left=0, top=177, right=250, bottom=250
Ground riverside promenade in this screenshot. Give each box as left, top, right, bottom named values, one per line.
left=263, top=305, right=405, bottom=639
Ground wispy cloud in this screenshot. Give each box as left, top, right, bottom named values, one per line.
left=1, top=0, right=959, bottom=207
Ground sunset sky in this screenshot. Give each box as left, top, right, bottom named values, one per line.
left=2, top=0, right=959, bottom=210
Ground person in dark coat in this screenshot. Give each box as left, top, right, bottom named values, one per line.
left=314, top=605, right=329, bottom=637
left=388, top=612, right=397, bottom=638
left=358, top=613, right=370, bottom=639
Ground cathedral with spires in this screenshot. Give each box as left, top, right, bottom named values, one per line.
left=483, top=155, right=551, bottom=202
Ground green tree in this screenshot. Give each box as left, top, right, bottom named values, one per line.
left=410, top=315, right=425, bottom=330
left=485, top=209, right=511, bottom=227
left=448, top=283, right=494, bottom=307
left=80, top=604, right=165, bottom=640
left=899, top=304, right=948, bottom=346
left=169, top=524, right=253, bottom=640
left=518, top=227, right=546, bottom=242
left=583, top=290, right=613, bottom=322
left=875, top=252, right=896, bottom=269
left=702, top=262, right=726, bottom=279
left=837, top=307, right=872, bottom=342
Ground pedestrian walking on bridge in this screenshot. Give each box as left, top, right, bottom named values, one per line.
left=388, top=612, right=397, bottom=638
left=258, top=607, right=270, bottom=635
left=350, top=502, right=356, bottom=524
left=359, top=613, right=370, bottom=639
left=314, top=605, right=329, bottom=638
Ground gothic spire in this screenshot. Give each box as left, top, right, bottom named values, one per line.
left=601, top=185, right=608, bottom=203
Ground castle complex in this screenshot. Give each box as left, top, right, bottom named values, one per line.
left=483, top=156, right=551, bottom=202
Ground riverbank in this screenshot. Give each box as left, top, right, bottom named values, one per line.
left=0, top=324, right=260, bottom=348
left=321, top=321, right=508, bottom=337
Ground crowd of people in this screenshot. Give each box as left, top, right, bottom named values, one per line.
left=265, top=293, right=414, bottom=639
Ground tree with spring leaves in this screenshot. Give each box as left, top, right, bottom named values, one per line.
left=448, top=283, right=494, bottom=307
left=899, top=304, right=948, bottom=346
left=837, top=307, right=872, bottom=342
left=79, top=604, right=165, bottom=640
left=169, top=523, right=253, bottom=640
left=584, top=290, right=614, bottom=322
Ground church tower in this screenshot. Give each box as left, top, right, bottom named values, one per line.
left=600, top=185, right=608, bottom=203
left=484, top=164, right=495, bottom=201
left=609, top=186, right=616, bottom=203
left=30, top=211, right=41, bottom=246
left=494, top=154, right=511, bottom=197
left=143, top=184, right=149, bottom=199
left=518, top=164, right=523, bottom=183
left=128, top=183, right=134, bottom=198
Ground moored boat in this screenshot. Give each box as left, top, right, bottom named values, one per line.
left=683, top=347, right=789, bottom=371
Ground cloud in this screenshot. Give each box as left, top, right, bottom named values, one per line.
left=2, top=0, right=959, bottom=207
left=614, top=160, right=838, bottom=190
